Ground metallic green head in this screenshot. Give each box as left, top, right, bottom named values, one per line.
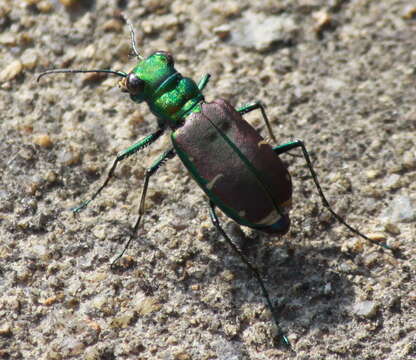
left=119, top=50, right=202, bottom=127
left=119, top=51, right=177, bottom=103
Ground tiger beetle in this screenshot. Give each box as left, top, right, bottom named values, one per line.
left=37, top=20, right=395, bottom=350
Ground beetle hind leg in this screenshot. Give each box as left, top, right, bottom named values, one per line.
left=273, top=139, right=395, bottom=254
left=237, top=101, right=276, bottom=142
left=209, top=201, right=292, bottom=349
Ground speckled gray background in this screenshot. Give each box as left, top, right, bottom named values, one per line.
left=0, top=1, right=415, bottom=359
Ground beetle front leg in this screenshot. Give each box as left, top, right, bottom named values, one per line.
left=273, top=140, right=395, bottom=253
left=208, top=201, right=292, bottom=349
left=237, top=101, right=276, bottom=142
left=111, top=148, right=176, bottom=267
left=73, top=127, right=165, bottom=213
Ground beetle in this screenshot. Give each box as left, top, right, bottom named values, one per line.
left=37, top=20, right=394, bottom=349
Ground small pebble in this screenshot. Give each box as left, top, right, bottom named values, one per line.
left=33, top=134, right=53, bottom=148
left=0, top=60, right=23, bottom=82
left=383, top=174, right=401, bottom=190
left=381, top=195, right=415, bottom=223
left=353, top=301, right=378, bottom=318
left=312, top=10, right=332, bottom=33
left=21, top=49, right=38, bottom=69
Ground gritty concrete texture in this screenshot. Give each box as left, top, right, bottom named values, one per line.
left=0, top=1, right=415, bottom=359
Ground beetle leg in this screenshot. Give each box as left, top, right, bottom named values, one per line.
left=208, top=201, right=292, bottom=349
left=197, top=74, right=211, bottom=91
left=111, top=148, right=176, bottom=267
left=237, top=101, right=276, bottom=142
left=73, top=127, right=165, bottom=213
left=273, top=140, right=395, bottom=253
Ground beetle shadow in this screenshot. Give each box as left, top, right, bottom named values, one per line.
left=176, top=222, right=376, bottom=350
left=104, top=213, right=375, bottom=354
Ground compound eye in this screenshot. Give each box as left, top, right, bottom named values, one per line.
left=126, top=73, right=145, bottom=95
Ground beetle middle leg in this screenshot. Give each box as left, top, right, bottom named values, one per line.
left=197, top=74, right=211, bottom=91
left=209, top=201, right=291, bottom=349
left=237, top=101, right=276, bottom=142
left=73, top=127, right=165, bottom=213
left=273, top=140, right=394, bottom=253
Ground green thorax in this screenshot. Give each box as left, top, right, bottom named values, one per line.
left=127, top=52, right=203, bottom=128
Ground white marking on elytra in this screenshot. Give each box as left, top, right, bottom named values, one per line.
left=280, top=199, right=292, bottom=214
left=206, top=173, right=224, bottom=190
left=256, top=209, right=282, bottom=226
left=257, top=139, right=269, bottom=148
left=238, top=210, right=246, bottom=217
